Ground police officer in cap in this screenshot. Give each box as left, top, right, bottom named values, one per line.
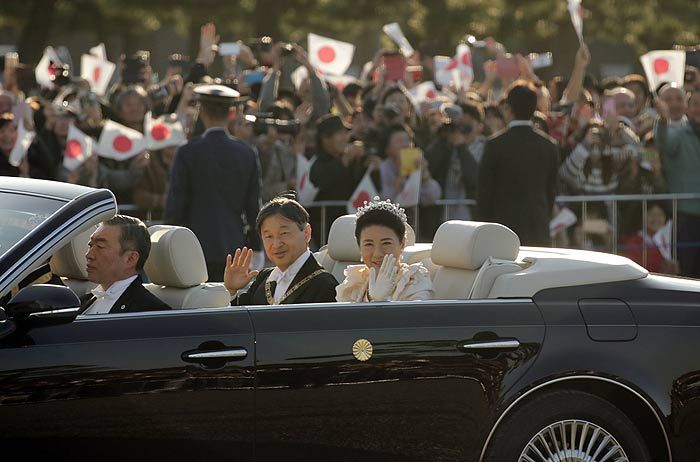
left=165, top=85, right=262, bottom=281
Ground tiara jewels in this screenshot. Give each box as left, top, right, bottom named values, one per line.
left=355, top=196, right=408, bottom=224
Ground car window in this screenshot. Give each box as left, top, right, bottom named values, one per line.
left=0, top=192, right=66, bottom=259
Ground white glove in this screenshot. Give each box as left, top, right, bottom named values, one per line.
left=368, top=254, right=398, bottom=301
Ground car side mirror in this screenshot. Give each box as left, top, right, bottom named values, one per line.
left=5, top=284, right=81, bottom=327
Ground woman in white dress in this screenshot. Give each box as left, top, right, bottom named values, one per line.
left=336, top=197, right=434, bottom=302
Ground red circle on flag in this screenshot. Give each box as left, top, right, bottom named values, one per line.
left=113, top=135, right=133, bottom=153
left=653, top=58, right=670, bottom=75
left=93, top=66, right=101, bottom=83
left=66, top=139, right=83, bottom=158
left=461, top=52, right=472, bottom=66
left=426, top=90, right=436, bottom=99
left=151, top=123, right=171, bottom=141
left=317, top=46, right=336, bottom=64
left=352, top=191, right=371, bottom=209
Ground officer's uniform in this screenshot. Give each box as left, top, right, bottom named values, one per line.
left=164, top=85, right=261, bottom=281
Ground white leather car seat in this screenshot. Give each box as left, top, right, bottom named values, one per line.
left=50, top=225, right=97, bottom=296
left=144, top=225, right=230, bottom=309
left=431, top=221, right=520, bottom=299
left=322, top=214, right=417, bottom=282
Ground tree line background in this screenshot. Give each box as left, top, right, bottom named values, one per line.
left=1, top=0, right=698, bottom=79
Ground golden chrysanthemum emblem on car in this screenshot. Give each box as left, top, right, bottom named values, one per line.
left=352, top=339, right=373, bottom=361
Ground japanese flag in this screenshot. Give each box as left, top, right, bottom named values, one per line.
left=95, top=120, right=146, bottom=160
left=568, top=0, right=584, bottom=45
left=89, top=43, right=107, bottom=61
left=308, top=33, right=355, bottom=76
left=640, top=50, right=686, bottom=92
left=347, top=168, right=379, bottom=214
left=549, top=206, right=577, bottom=237
left=434, top=55, right=458, bottom=88
left=324, top=74, right=357, bottom=91
left=9, top=118, right=36, bottom=167
left=382, top=23, right=414, bottom=57
left=395, top=169, right=421, bottom=208
left=296, top=154, right=319, bottom=205
left=144, top=112, right=186, bottom=150
left=408, top=81, right=439, bottom=106
left=35, top=46, right=63, bottom=89
left=63, top=123, right=94, bottom=171
left=80, top=53, right=116, bottom=96
left=454, top=44, right=474, bottom=88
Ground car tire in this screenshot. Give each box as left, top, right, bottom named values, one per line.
left=484, top=390, right=651, bottom=462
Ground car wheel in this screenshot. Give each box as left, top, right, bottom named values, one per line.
left=484, top=390, right=652, bottom=462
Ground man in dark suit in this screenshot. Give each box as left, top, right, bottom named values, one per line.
left=477, top=80, right=559, bottom=246
left=224, top=195, right=338, bottom=306
left=80, top=215, right=170, bottom=314
left=165, top=85, right=261, bottom=281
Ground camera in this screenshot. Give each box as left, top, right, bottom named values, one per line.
left=50, top=63, right=72, bottom=88
left=122, top=51, right=150, bottom=85
left=246, top=112, right=301, bottom=136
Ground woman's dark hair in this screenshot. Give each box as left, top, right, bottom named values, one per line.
left=378, top=124, right=410, bottom=157
left=256, top=194, right=309, bottom=232
left=355, top=208, right=406, bottom=244
left=380, top=86, right=409, bottom=107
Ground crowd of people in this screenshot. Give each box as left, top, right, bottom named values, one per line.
left=1, top=22, right=700, bottom=278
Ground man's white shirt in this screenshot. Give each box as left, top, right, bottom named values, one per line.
left=267, top=249, right=311, bottom=304
left=82, top=275, right=138, bottom=315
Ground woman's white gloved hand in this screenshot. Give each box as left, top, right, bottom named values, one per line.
left=368, top=254, right=398, bottom=301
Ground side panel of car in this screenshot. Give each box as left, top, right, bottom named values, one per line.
left=0, top=309, right=255, bottom=462
left=250, top=299, right=545, bottom=462
left=487, top=276, right=700, bottom=461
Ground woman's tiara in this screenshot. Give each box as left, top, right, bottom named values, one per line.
left=355, top=196, right=407, bottom=224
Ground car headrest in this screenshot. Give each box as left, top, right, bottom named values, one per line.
left=432, top=221, right=520, bottom=270
left=145, top=225, right=208, bottom=288
left=327, top=214, right=416, bottom=261
left=50, top=225, right=96, bottom=280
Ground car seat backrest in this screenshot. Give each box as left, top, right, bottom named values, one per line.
left=431, top=220, right=520, bottom=299
left=144, top=225, right=230, bottom=309
left=51, top=225, right=97, bottom=296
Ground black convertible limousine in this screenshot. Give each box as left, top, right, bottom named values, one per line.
left=1, top=177, right=699, bottom=462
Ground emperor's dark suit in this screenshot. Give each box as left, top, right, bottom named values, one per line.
left=79, top=276, right=171, bottom=314
left=164, top=128, right=262, bottom=281
left=477, top=125, right=559, bottom=246
left=232, top=254, right=338, bottom=306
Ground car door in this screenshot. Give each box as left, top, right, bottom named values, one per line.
left=250, top=298, right=544, bottom=461
left=0, top=308, right=255, bottom=462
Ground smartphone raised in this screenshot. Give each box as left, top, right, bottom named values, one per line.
left=382, top=52, right=407, bottom=82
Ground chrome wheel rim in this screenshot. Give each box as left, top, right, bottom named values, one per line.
left=519, top=419, right=629, bottom=462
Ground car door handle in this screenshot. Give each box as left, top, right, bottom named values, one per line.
left=182, top=347, right=248, bottom=362
left=459, top=339, right=521, bottom=350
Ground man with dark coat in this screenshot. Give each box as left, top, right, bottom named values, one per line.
left=165, top=85, right=261, bottom=281
left=224, top=195, right=338, bottom=306
left=80, top=215, right=170, bottom=314
left=477, top=80, right=559, bottom=246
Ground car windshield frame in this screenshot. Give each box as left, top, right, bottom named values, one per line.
left=0, top=190, right=68, bottom=261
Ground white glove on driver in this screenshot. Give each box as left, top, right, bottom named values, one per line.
left=368, top=254, right=399, bottom=301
